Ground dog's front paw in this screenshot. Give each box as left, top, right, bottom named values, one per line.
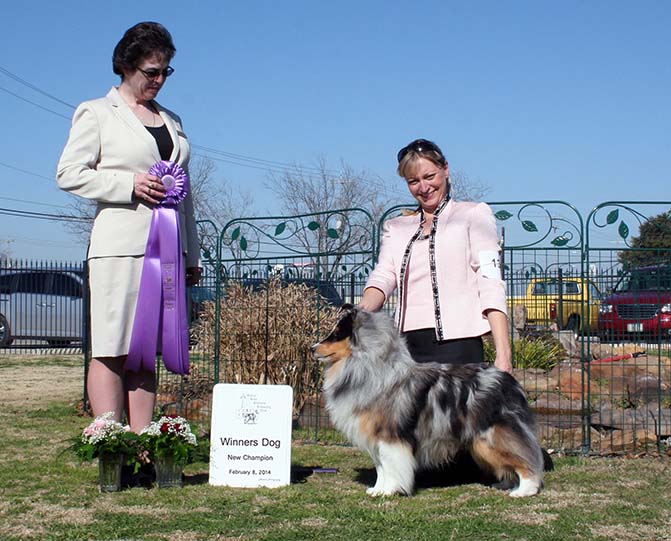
left=367, top=486, right=408, bottom=497
left=509, top=487, right=540, bottom=497
left=509, top=477, right=541, bottom=497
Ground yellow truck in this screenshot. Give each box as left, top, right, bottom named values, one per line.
left=508, top=277, right=602, bottom=334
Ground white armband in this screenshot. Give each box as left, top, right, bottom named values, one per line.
left=479, top=250, right=501, bottom=279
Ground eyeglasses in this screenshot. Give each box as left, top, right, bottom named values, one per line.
left=397, top=139, right=444, bottom=163
left=137, top=66, right=175, bottom=80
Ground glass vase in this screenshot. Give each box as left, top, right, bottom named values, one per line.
left=98, top=453, right=123, bottom=492
left=154, top=455, right=183, bottom=488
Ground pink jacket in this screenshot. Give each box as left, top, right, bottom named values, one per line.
left=365, top=200, right=507, bottom=340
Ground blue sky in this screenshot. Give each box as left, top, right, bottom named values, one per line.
left=1, top=0, right=669, bottom=260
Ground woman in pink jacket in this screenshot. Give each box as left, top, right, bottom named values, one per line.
left=360, top=139, right=512, bottom=372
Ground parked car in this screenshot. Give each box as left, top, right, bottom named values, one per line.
left=508, top=277, right=602, bottom=334
left=0, top=313, right=9, bottom=346
left=0, top=268, right=84, bottom=346
left=598, top=264, right=671, bottom=342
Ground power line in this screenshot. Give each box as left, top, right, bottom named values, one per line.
left=192, top=152, right=296, bottom=176
left=0, top=196, right=70, bottom=209
left=0, top=161, right=55, bottom=182
left=0, top=65, right=76, bottom=109
left=192, top=144, right=341, bottom=176
left=0, top=207, right=91, bottom=222
left=0, top=66, right=367, bottom=178
left=0, top=85, right=72, bottom=120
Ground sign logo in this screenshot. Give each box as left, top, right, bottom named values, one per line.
left=237, top=393, right=267, bottom=425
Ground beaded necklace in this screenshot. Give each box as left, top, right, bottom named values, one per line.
left=397, top=195, right=450, bottom=339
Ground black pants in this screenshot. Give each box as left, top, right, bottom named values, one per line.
left=402, top=328, right=484, bottom=364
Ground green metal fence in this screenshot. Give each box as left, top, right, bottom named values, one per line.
left=488, top=201, right=589, bottom=453
left=583, top=202, right=671, bottom=454
left=175, top=200, right=671, bottom=455
left=18, top=199, right=667, bottom=455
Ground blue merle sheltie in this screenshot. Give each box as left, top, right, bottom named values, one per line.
left=311, top=306, right=544, bottom=497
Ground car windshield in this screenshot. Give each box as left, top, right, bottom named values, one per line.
left=614, top=268, right=671, bottom=292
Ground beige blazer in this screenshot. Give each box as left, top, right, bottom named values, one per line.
left=57, top=87, right=200, bottom=267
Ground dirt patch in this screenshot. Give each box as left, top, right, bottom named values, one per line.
left=589, top=523, right=671, bottom=541
left=0, top=356, right=83, bottom=409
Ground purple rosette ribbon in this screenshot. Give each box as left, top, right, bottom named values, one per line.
left=126, top=161, right=190, bottom=375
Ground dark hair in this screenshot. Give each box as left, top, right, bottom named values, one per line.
left=112, top=22, right=176, bottom=78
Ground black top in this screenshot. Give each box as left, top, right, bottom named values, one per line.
left=146, top=124, right=174, bottom=161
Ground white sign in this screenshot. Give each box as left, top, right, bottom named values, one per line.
left=209, top=383, right=293, bottom=488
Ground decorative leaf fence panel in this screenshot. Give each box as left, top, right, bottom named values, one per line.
left=67, top=200, right=671, bottom=454
left=166, top=209, right=376, bottom=442
left=489, top=201, right=588, bottom=454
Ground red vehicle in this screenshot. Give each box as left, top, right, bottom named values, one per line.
left=598, top=265, right=671, bottom=342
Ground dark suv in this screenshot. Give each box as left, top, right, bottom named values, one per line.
left=598, top=264, right=671, bottom=342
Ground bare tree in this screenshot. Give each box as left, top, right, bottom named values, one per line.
left=268, top=157, right=394, bottom=218
left=265, top=158, right=396, bottom=277
left=450, top=169, right=490, bottom=202
left=61, top=196, right=95, bottom=245
left=61, top=156, right=251, bottom=243
left=264, top=158, right=491, bottom=278
left=0, top=239, right=12, bottom=264
left=188, top=156, right=253, bottom=228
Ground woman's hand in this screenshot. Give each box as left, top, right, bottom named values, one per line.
left=494, top=350, right=513, bottom=373
left=186, top=267, right=202, bottom=287
left=134, top=172, right=166, bottom=205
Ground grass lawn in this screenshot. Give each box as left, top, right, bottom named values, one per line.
left=1, top=355, right=671, bottom=540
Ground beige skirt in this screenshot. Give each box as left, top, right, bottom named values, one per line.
left=88, top=256, right=144, bottom=358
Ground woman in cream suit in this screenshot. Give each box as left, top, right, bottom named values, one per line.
left=360, top=139, right=512, bottom=373
left=57, top=22, right=200, bottom=432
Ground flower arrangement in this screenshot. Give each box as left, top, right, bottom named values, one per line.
left=140, top=415, right=198, bottom=465
left=72, top=412, right=138, bottom=461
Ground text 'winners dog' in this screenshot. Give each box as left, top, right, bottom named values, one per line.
left=311, top=306, right=545, bottom=497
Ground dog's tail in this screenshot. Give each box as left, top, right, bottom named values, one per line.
left=542, top=448, right=554, bottom=472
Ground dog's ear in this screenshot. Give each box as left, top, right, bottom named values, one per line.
left=322, top=308, right=356, bottom=345
left=338, top=305, right=358, bottom=346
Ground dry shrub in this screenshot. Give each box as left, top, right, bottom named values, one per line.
left=159, top=362, right=214, bottom=401
left=192, top=278, right=340, bottom=418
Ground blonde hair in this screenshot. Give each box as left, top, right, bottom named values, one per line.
left=397, top=151, right=447, bottom=179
